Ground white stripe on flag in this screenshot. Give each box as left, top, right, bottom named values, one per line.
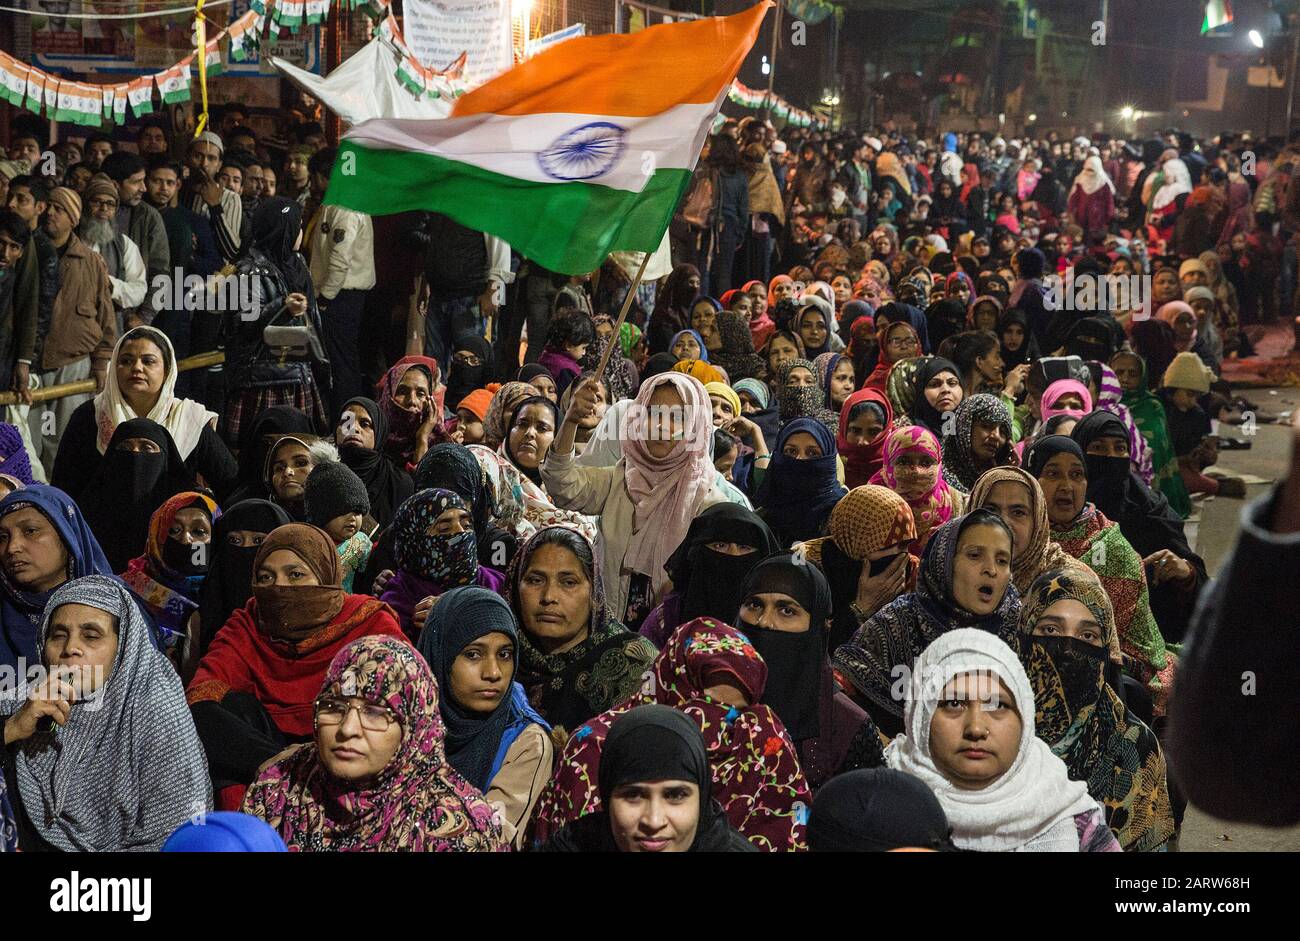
left=344, top=101, right=718, bottom=193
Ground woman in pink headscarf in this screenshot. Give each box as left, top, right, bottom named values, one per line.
left=541, top=372, right=729, bottom=628
left=868, top=425, right=965, bottom=553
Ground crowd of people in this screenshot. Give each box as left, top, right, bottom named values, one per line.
left=0, top=98, right=1291, bottom=853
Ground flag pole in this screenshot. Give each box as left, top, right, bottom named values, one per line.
left=592, top=249, right=652, bottom=379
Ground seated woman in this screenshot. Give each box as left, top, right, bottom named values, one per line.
left=754, top=418, right=847, bottom=547
left=1071, top=410, right=1207, bottom=647
left=909, top=356, right=965, bottom=440
left=121, top=491, right=220, bottom=661
left=967, top=467, right=1074, bottom=596
left=517, top=364, right=558, bottom=403
left=775, top=358, right=838, bottom=430
left=542, top=373, right=727, bottom=627
left=537, top=704, right=756, bottom=853
left=1019, top=563, right=1175, bottom=851
left=504, top=525, right=657, bottom=740
left=638, top=504, right=779, bottom=649
left=79, top=418, right=200, bottom=572
left=807, top=767, right=955, bottom=852
left=262, top=434, right=337, bottom=523
left=837, top=388, right=893, bottom=488
left=532, top=617, right=810, bottom=851
left=333, top=397, right=414, bottom=528
left=0, top=485, right=115, bottom=674
left=2, top=575, right=211, bottom=851
left=379, top=489, right=504, bottom=637
left=225, top=406, right=317, bottom=506
left=196, top=499, right=290, bottom=657
left=737, top=554, right=886, bottom=790
left=760, top=329, right=805, bottom=399
left=800, top=486, right=918, bottom=652
left=376, top=356, right=446, bottom=470
left=940, top=393, right=1016, bottom=494
left=187, top=523, right=404, bottom=809
left=1111, top=350, right=1191, bottom=519
left=53, top=326, right=236, bottom=502
left=869, top=426, right=964, bottom=552
left=815, top=352, right=857, bottom=415
left=832, top=510, right=1021, bottom=737
left=884, top=627, right=1120, bottom=852
left=241, top=635, right=504, bottom=851
left=483, top=382, right=540, bottom=452
left=711, top=311, right=767, bottom=385
left=862, top=320, right=922, bottom=393
left=417, top=587, right=553, bottom=850
left=1025, top=436, right=1174, bottom=718
left=669, top=329, right=707, bottom=364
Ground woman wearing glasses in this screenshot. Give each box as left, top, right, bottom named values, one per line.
left=187, top=523, right=405, bottom=810
left=242, top=635, right=505, bottom=851
left=862, top=321, right=922, bottom=394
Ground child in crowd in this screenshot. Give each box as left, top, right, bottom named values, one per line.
left=456, top=388, right=494, bottom=446
left=1159, top=352, right=1245, bottom=499
left=304, top=460, right=374, bottom=591
left=537, top=311, right=595, bottom=397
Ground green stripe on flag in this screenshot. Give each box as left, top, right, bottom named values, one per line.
left=325, top=142, right=691, bottom=275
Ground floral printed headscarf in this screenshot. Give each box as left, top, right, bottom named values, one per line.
left=528, top=617, right=812, bottom=852
left=869, top=425, right=964, bottom=550
left=241, top=635, right=505, bottom=851
left=1017, top=564, right=1174, bottom=851
left=392, top=489, right=478, bottom=588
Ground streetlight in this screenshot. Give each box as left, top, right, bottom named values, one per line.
left=1120, top=105, right=1134, bottom=119
left=1250, top=29, right=1265, bottom=49
left=1027, top=113, right=1037, bottom=122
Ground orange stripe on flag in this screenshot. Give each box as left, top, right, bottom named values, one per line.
left=453, top=1, right=772, bottom=118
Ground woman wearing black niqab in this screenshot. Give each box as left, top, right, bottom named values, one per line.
left=80, top=418, right=200, bottom=573
left=444, top=334, right=497, bottom=409
left=736, top=554, right=885, bottom=791
left=538, top=704, right=755, bottom=852
left=1071, top=410, right=1206, bottom=644
left=196, top=498, right=292, bottom=656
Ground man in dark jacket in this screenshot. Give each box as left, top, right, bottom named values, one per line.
left=421, top=213, right=512, bottom=368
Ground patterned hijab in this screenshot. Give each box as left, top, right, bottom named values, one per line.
left=530, top=617, right=812, bottom=852
left=712, top=311, right=766, bottom=383
left=241, top=635, right=505, bottom=851
left=376, top=357, right=445, bottom=465
left=1018, top=564, right=1174, bottom=851
left=504, top=525, right=657, bottom=737
left=884, top=355, right=927, bottom=426
left=120, top=491, right=221, bottom=649
left=941, top=393, right=1015, bottom=493
left=15, top=575, right=212, bottom=851
left=869, top=425, right=964, bottom=550
left=883, top=628, right=1098, bottom=852
left=392, top=489, right=479, bottom=589
left=968, top=467, right=1076, bottom=597
left=482, top=381, right=537, bottom=450
left=831, top=511, right=1022, bottom=723
left=776, top=358, right=837, bottom=429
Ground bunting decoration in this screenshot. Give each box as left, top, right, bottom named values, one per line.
left=727, top=79, right=827, bottom=129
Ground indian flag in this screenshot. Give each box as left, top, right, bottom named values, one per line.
left=1201, top=0, right=1232, bottom=34
left=325, top=2, right=771, bottom=274
left=0, top=53, right=28, bottom=107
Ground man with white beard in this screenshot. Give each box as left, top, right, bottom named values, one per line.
left=79, top=174, right=147, bottom=331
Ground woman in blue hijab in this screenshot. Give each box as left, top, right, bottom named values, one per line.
left=0, top=484, right=115, bottom=674
left=417, top=585, right=552, bottom=850
left=754, top=418, right=847, bottom=546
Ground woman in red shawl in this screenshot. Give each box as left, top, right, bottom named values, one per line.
left=376, top=355, right=447, bottom=470
left=528, top=617, right=812, bottom=852
left=838, top=387, right=894, bottom=488
left=862, top=320, right=921, bottom=393
left=187, top=523, right=405, bottom=809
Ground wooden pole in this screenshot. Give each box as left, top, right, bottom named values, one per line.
left=591, top=251, right=652, bottom=381
left=0, top=350, right=225, bottom=407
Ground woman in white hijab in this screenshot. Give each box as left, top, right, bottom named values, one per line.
left=1067, top=155, right=1116, bottom=239
left=1144, top=153, right=1193, bottom=238
left=885, top=627, right=1119, bottom=852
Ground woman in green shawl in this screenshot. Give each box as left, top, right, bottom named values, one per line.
left=1110, top=351, right=1191, bottom=519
